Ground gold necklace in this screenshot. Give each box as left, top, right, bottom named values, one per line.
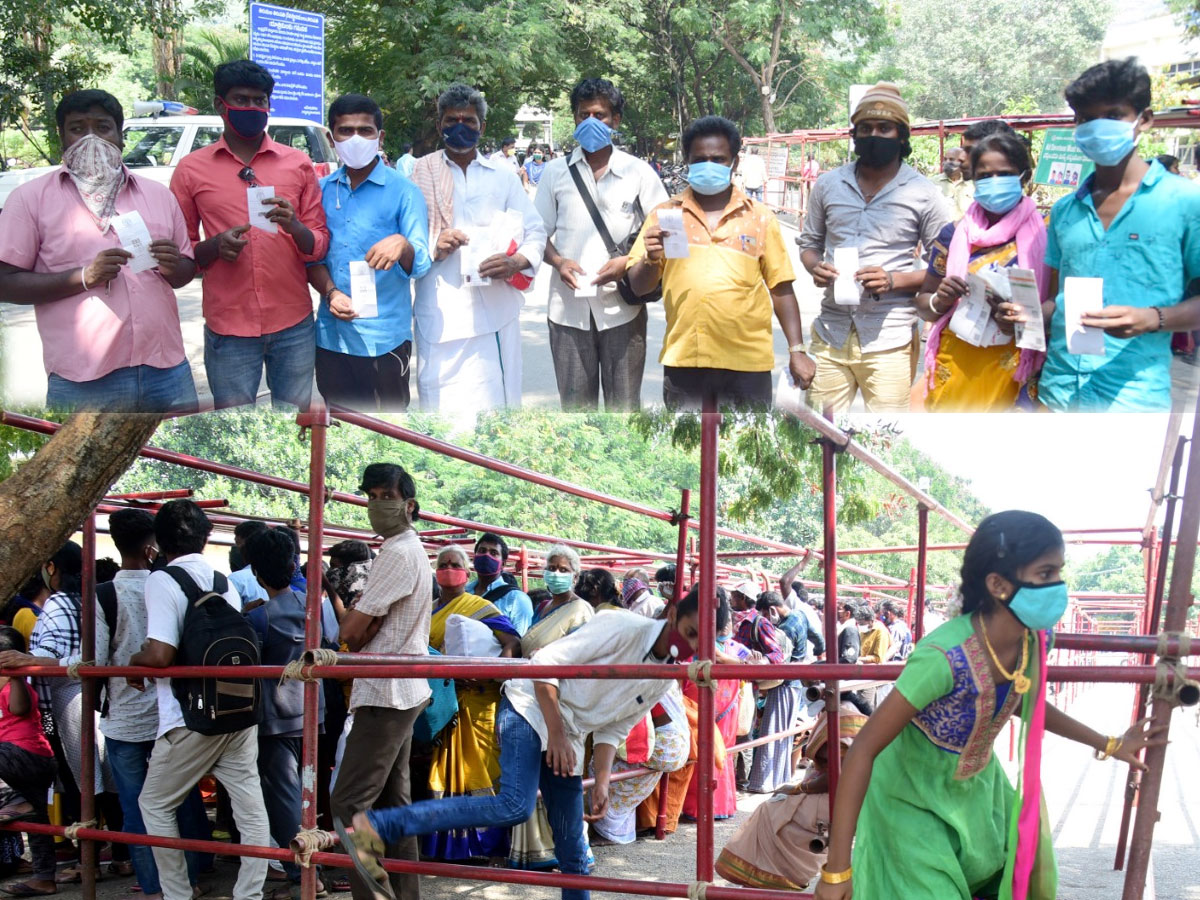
left=978, top=614, right=1031, bottom=695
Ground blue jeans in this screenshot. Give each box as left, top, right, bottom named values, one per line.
left=46, top=361, right=198, bottom=413
left=745, top=186, right=764, bottom=200
left=258, top=736, right=307, bottom=883
left=204, top=315, right=315, bottom=410
left=106, top=737, right=213, bottom=895
left=367, top=698, right=589, bottom=900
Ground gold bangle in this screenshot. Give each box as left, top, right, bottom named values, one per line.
left=1094, top=735, right=1120, bottom=761
left=820, top=865, right=853, bottom=885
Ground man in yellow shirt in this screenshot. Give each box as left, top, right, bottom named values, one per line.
left=626, top=115, right=813, bottom=407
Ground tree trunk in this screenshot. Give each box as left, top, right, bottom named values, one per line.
left=0, top=414, right=162, bottom=603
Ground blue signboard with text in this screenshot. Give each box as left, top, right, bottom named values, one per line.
left=249, top=2, right=325, bottom=124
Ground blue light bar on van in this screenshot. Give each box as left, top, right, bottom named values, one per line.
left=132, top=100, right=199, bottom=117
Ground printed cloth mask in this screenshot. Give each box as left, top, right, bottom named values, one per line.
left=973, top=174, right=1025, bottom=214
left=224, top=104, right=269, bottom=140
left=436, top=568, right=470, bottom=589
left=442, top=122, right=481, bottom=151
left=1006, top=580, right=1069, bottom=631
left=666, top=626, right=694, bottom=660
left=542, top=570, right=575, bottom=595
left=1074, top=118, right=1138, bottom=166
left=574, top=116, right=614, bottom=153
left=62, top=134, right=126, bottom=233
left=474, top=553, right=502, bottom=576
left=40, top=566, right=53, bottom=591
left=687, top=161, right=732, bottom=195
left=854, top=135, right=902, bottom=168
left=335, top=134, right=380, bottom=170
left=367, top=498, right=411, bottom=538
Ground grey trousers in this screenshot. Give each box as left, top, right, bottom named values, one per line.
left=548, top=306, right=647, bottom=410
left=330, top=704, right=423, bottom=900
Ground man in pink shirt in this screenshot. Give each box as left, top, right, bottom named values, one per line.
left=0, top=90, right=198, bottom=412
left=170, top=60, right=329, bottom=410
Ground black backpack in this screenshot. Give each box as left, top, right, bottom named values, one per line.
left=163, top=567, right=262, bottom=735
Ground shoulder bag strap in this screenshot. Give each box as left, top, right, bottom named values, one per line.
left=568, top=161, right=620, bottom=257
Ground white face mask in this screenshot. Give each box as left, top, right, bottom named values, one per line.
left=335, top=134, right=380, bottom=170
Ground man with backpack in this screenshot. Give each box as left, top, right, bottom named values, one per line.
left=131, top=500, right=269, bottom=900
left=243, top=528, right=326, bottom=897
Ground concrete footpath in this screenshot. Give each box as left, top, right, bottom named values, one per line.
left=29, top=681, right=1200, bottom=900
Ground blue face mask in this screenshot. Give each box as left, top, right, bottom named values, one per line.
left=688, top=161, right=732, bottom=195
left=715, top=634, right=729, bottom=647
left=574, top=116, right=613, bottom=153
left=1006, top=580, right=1069, bottom=631
left=442, top=122, right=481, bottom=151
left=1074, top=118, right=1138, bottom=167
left=973, top=174, right=1025, bottom=214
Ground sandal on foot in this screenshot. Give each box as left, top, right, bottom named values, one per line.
left=107, top=862, right=134, bottom=878
left=327, top=876, right=351, bottom=894
left=0, top=883, right=56, bottom=897
left=332, top=818, right=392, bottom=900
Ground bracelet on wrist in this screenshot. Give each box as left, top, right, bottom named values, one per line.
left=885, top=270, right=895, bottom=292
left=1150, top=306, right=1165, bottom=332
left=928, top=294, right=943, bottom=315
left=80, top=266, right=91, bottom=292
left=788, top=342, right=807, bottom=354
left=1093, top=734, right=1121, bottom=761
left=820, top=864, right=853, bottom=885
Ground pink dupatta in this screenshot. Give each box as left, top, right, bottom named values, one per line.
left=923, top=197, right=1048, bottom=387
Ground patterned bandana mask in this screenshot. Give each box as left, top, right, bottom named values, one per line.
left=62, top=134, right=126, bottom=232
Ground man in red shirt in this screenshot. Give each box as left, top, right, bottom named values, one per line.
left=171, top=60, right=329, bottom=410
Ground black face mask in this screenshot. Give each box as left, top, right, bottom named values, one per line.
left=854, top=135, right=903, bottom=168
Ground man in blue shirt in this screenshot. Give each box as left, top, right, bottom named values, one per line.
left=308, top=94, right=432, bottom=411
left=1040, top=58, right=1200, bottom=411
left=464, top=532, right=534, bottom=635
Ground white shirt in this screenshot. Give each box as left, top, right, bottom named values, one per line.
left=413, top=152, right=546, bottom=344
left=534, top=147, right=668, bottom=331
left=503, top=610, right=674, bottom=776
left=144, top=554, right=243, bottom=738
left=99, top=570, right=159, bottom=742
left=490, top=150, right=521, bottom=175
left=627, top=589, right=665, bottom=619
left=740, top=153, right=768, bottom=190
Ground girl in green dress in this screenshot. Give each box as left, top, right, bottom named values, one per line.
left=815, top=510, right=1165, bottom=900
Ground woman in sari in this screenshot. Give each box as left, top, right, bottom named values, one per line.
left=424, top=546, right=520, bottom=862
left=815, top=512, right=1165, bottom=900
left=509, top=544, right=594, bottom=870
left=916, top=132, right=1049, bottom=411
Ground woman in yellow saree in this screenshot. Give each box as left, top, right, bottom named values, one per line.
left=424, top=545, right=520, bottom=862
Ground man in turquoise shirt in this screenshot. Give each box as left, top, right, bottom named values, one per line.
left=308, top=94, right=431, bottom=410
left=1040, top=58, right=1200, bottom=412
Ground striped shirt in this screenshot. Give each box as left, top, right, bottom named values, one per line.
left=348, top=529, right=432, bottom=713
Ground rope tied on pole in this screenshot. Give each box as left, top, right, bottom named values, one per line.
left=686, top=881, right=709, bottom=900
left=63, top=820, right=96, bottom=841
left=291, top=828, right=336, bottom=867
left=66, top=660, right=94, bottom=681
left=282, top=648, right=340, bottom=683
left=1155, top=631, right=1193, bottom=660
left=686, top=659, right=714, bottom=689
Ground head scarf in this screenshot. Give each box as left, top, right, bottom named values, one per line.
left=62, top=134, right=126, bottom=233
left=622, top=577, right=650, bottom=607
left=802, top=703, right=868, bottom=761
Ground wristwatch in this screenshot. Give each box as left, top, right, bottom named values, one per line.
left=322, top=288, right=338, bottom=305
left=788, top=342, right=807, bottom=354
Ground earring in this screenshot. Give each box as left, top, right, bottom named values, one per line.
left=999, top=593, right=1008, bottom=601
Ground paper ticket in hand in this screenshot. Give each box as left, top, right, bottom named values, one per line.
left=349, top=261, right=378, bottom=318
left=1007, top=268, right=1045, bottom=353
left=108, top=211, right=157, bottom=273
left=460, top=225, right=493, bottom=286
left=1064, top=276, right=1105, bottom=356
left=573, top=244, right=610, bottom=299
left=247, top=186, right=278, bottom=233
left=656, top=209, right=689, bottom=259
left=832, top=247, right=860, bottom=306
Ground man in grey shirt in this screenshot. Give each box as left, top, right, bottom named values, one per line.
left=798, top=82, right=952, bottom=412
left=535, top=78, right=668, bottom=409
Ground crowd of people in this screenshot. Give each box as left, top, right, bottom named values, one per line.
left=0, top=468, right=1172, bottom=900
left=1, top=58, right=1194, bottom=414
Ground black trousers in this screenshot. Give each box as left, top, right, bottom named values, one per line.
left=315, top=341, right=412, bottom=411
left=662, top=366, right=772, bottom=410
left=0, top=743, right=57, bottom=880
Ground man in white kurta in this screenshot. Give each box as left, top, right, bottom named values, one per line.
left=412, top=84, right=547, bottom=412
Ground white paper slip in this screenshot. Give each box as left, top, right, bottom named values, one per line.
left=573, top=244, right=610, bottom=299
left=1007, top=267, right=1045, bottom=353
left=348, top=261, right=379, bottom=318
left=247, top=185, right=278, bottom=233
left=108, top=211, right=157, bottom=273
left=460, top=225, right=493, bottom=286
left=1064, top=276, right=1106, bottom=356
left=657, top=209, right=690, bottom=259
left=832, top=247, right=860, bottom=306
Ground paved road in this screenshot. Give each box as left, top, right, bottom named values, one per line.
left=2, top=226, right=1197, bottom=412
